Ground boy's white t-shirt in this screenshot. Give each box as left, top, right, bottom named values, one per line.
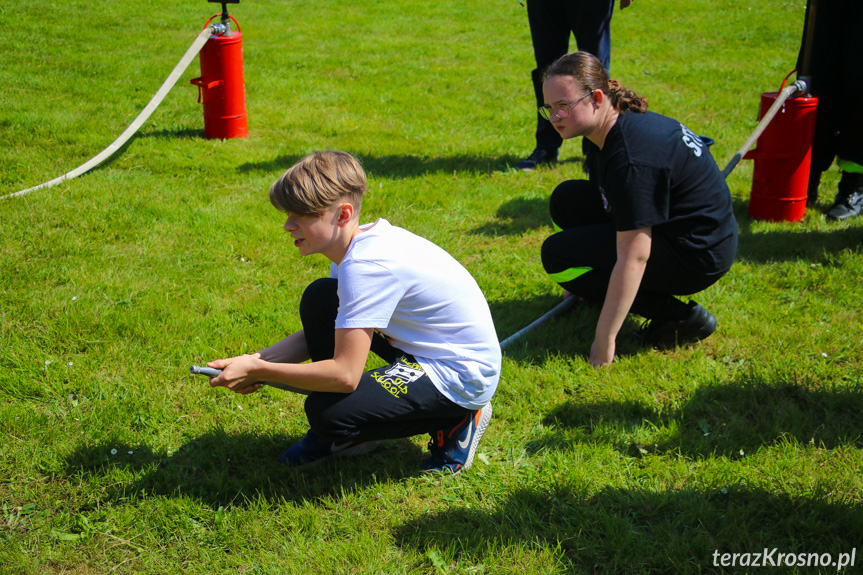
left=330, top=218, right=500, bottom=410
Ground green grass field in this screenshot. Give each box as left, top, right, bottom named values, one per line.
left=2, top=0, right=862, bottom=573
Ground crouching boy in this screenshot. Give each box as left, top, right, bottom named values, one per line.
left=206, top=151, right=501, bottom=474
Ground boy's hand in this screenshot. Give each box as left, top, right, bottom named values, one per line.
left=207, top=353, right=263, bottom=395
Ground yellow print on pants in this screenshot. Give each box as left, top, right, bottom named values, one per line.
left=371, top=357, right=425, bottom=398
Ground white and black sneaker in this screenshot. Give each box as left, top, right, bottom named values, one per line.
left=422, top=403, right=493, bottom=475
left=826, top=172, right=863, bottom=221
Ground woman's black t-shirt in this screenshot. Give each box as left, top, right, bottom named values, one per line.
left=584, top=110, right=738, bottom=275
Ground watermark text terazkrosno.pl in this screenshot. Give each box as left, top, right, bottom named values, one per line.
left=712, top=548, right=856, bottom=570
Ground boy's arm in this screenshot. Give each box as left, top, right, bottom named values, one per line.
left=208, top=327, right=374, bottom=394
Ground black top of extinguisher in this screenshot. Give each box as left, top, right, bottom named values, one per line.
left=209, top=0, right=239, bottom=36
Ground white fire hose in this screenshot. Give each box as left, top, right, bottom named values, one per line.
left=720, top=80, right=808, bottom=179
left=1, top=23, right=225, bottom=201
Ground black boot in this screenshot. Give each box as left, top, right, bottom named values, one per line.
left=515, top=147, right=559, bottom=172
left=826, top=172, right=863, bottom=221
left=636, top=301, right=717, bottom=349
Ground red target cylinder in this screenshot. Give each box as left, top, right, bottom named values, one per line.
left=744, top=90, right=818, bottom=222
left=190, top=15, right=248, bottom=139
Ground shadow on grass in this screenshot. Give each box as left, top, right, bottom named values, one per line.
left=732, top=198, right=863, bottom=264
left=394, top=485, right=863, bottom=573
left=533, top=376, right=863, bottom=459
left=236, top=153, right=525, bottom=178
left=139, top=127, right=207, bottom=140
left=492, top=295, right=642, bottom=365
left=470, top=195, right=549, bottom=237
left=62, top=429, right=425, bottom=509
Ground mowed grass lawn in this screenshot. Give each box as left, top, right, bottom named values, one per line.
left=2, top=0, right=862, bottom=573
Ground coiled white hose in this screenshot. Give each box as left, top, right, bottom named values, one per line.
left=1, top=25, right=218, bottom=201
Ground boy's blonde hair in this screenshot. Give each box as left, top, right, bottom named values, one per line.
left=269, top=150, right=366, bottom=216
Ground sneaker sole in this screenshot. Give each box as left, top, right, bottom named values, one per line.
left=458, top=402, right=493, bottom=475
left=827, top=208, right=863, bottom=221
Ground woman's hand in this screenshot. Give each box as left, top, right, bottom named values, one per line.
left=589, top=338, right=615, bottom=369
left=207, top=353, right=263, bottom=395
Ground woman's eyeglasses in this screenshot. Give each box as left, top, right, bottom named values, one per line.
left=539, top=92, right=593, bottom=121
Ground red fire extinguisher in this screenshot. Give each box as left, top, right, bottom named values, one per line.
left=744, top=71, right=818, bottom=222
left=191, top=1, right=248, bottom=139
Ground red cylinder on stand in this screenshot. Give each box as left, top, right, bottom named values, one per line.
left=744, top=90, right=818, bottom=222
left=190, top=15, right=248, bottom=139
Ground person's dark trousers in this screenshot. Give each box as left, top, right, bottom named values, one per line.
left=540, top=180, right=723, bottom=321
left=528, top=0, right=614, bottom=151
left=797, top=0, right=863, bottom=185
left=297, top=278, right=471, bottom=443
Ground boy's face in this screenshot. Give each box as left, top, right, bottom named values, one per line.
left=283, top=208, right=339, bottom=258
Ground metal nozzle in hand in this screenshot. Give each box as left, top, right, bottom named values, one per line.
left=190, top=365, right=222, bottom=377
left=189, top=365, right=310, bottom=394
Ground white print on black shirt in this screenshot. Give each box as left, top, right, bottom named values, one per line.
left=680, top=124, right=704, bottom=157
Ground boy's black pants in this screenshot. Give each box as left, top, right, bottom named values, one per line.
left=297, top=278, right=472, bottom=443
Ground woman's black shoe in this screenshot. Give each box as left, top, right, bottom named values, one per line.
left=637, top=301, right=717, bottom=349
